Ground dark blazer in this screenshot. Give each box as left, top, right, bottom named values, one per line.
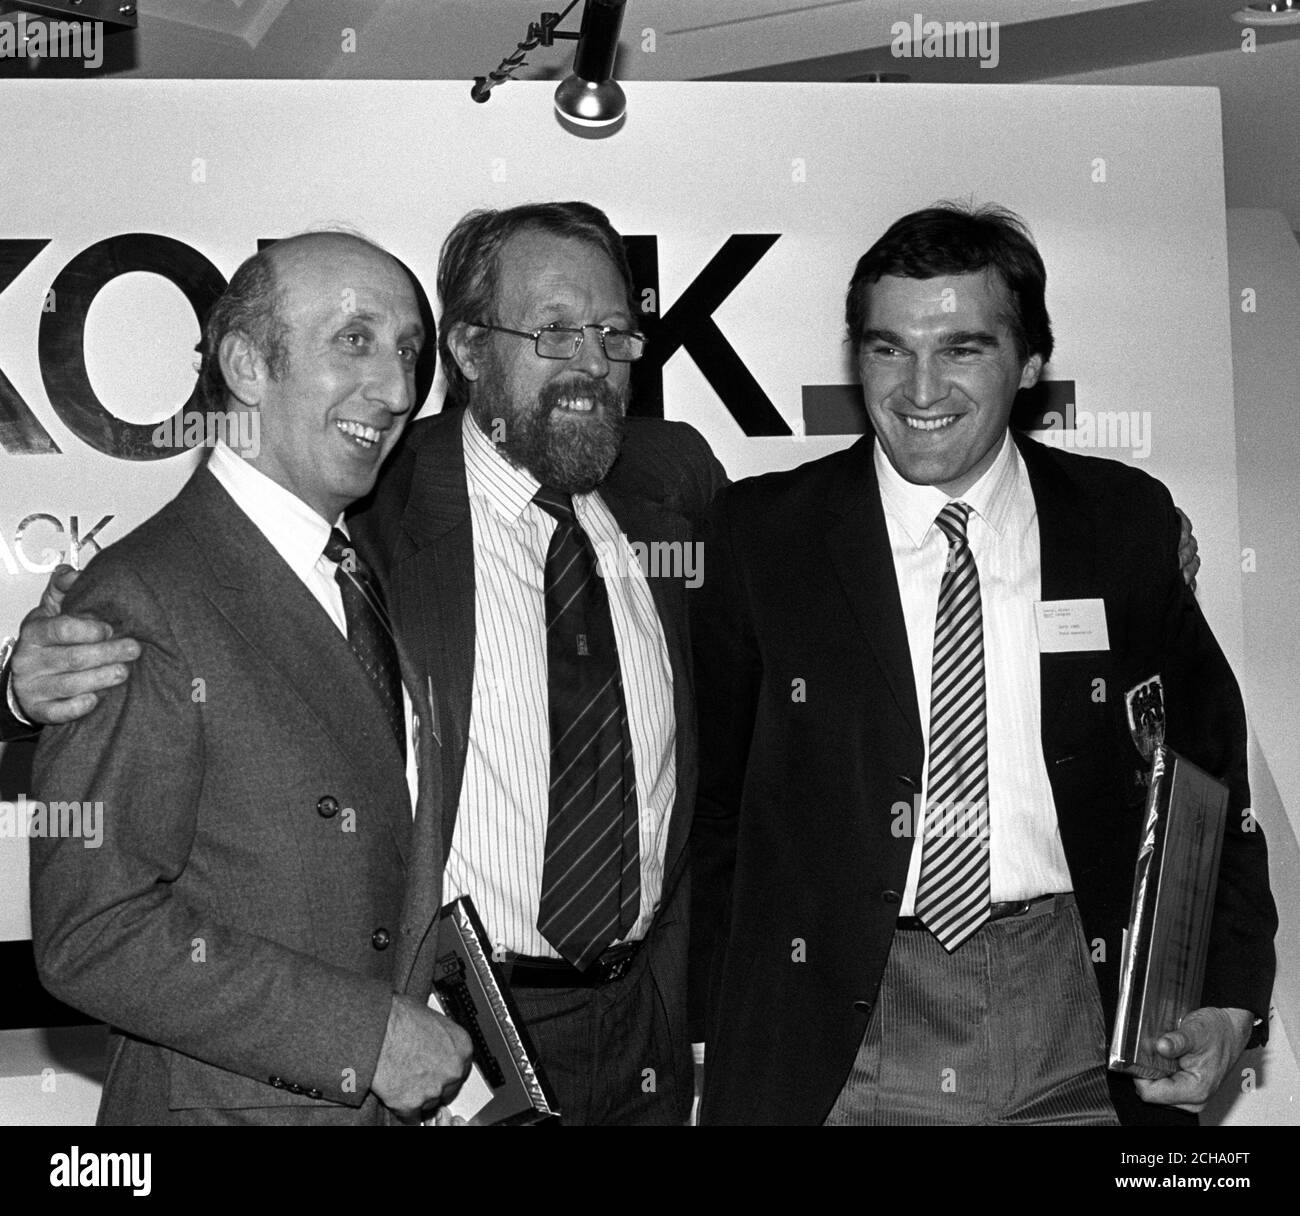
left=690, top=431, right=1277, bottom=1127
left=29, top=465, right=447, bottom=1125
left=0, top=683, right=34, bottom=741
left=349, top=406, right=728, bottom=1121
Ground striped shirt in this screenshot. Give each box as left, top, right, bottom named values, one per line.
left=442, top=411, right=677, bottom=957
left=875, top=433, right=1074, bottom=914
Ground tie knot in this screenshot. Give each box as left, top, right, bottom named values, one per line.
left=533, top=485, right=577, bottom=525
left=324, top=527, right=360, bottom=570
left=935, top=501, right=973, bottom=547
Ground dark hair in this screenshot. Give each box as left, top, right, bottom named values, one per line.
left=845, top=202, right=1053, bottom=364
left=436, top=201, right=636, bottom=410
left=195, top=248, right=287, bottom=412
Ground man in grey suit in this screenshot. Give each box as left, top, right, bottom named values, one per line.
left=26, top=231, right=472, bottom=1124
left=7, top=203, right=727, bottom=1126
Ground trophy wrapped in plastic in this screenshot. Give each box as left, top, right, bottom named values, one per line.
left=1108, top=742, right=1229, bottom=1079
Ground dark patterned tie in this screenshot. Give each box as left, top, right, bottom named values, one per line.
left=323, top=528, right=406, bottom=757
left=532, top=486, right=640, bottom=971
left=915, top=502, right=990, bottom=952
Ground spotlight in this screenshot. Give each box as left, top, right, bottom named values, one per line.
left=470, top=1, right=629, bottom=133
left=554, top=0, right=627, bottom=129
left=1232, top=1, right=1300, bottom=22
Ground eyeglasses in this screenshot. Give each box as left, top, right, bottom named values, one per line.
left=472, top=321, right=647, bottom=363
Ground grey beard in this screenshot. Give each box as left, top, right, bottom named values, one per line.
left=471, top=377, right=627, bottom=495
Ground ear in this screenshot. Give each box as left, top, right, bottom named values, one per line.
left=219, top=331, right=268, bottom=407
left=447, top=321, right=486, bottom=384
left=1019, top=353, right=1044, bottom=391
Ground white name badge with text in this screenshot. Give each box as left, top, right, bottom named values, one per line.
left=1034, top=598, right=1111, bottom=653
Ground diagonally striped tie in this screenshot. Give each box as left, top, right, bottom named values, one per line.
left=915, top=502, right=990, bottom=953
left=532, top=485, right=640, bottom=971
left=324, top=528, right=406, bottom=758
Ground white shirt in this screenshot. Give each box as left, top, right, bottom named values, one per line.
left=442, top=411, right=677, bottom=958
left=874, top=433, right=1074, bottom=913
left=207, top=440, right=418, bottom=813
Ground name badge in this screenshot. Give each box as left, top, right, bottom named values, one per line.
left=1034, top=598, right=1110, bottom=652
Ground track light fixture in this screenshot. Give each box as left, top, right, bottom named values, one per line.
left=471, top=1, right=628, bottom=132
left=1232, top=1, right=1300, bottom=23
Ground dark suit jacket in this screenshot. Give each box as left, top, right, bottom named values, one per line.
left=690, top=431, right=1277, bottom=1127
left=29, top=465, right=448, bottom=1125
left=0, top=679, right=35, bottom=741
left=349, top=406, right=727, bottom=1121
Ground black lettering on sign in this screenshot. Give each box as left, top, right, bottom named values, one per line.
left=0, top=239, right=58, bottom=455
left=39, top=234, right=227, bottom=460
left=625, top=234, right=791, bottom=436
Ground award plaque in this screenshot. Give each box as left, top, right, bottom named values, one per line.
left=1108, top=744, right=1230, bottom=1079
left=425, top=896, right=560, bottom=1125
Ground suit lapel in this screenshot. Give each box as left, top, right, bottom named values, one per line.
left=182, top=467, right=413, bottom=864
left=391, top=651, right=446, bottom=995
left=383, top=411, right=477, bottom=855
left=597, top=483, right=697, bottom=884
left=1015, top=432, right=1106, bottom=756
left=824, top=438, right=924, bottom=744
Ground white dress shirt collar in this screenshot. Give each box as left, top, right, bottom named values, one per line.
left=874, top=429, right=1020, bottom=547
left=206, top=439, right=342, bottom=576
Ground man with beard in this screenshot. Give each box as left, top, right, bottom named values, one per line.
left=4, top=203, right=724, bottom=1125
left=346, top=202, right=727, bottom=1124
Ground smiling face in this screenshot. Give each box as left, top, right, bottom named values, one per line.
left=456, top=228, right=632, bottom=493
left=858, top=270, right=1042, bottom=497
left=237, top=234, right=423, bottom=522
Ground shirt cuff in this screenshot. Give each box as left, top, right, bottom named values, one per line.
left=1, top=639, right=35, bottom=727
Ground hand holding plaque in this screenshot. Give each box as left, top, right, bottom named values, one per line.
left=1134, top=1005, right=1254, bottom=1112
left=1109, top=677, right=1231, bottom=1082
left=422, top=897, right=560, bottom=1126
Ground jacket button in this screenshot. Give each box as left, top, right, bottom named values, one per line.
left=896, top=774, right=916, bottom=788
left=881, top=889, right=901, bottom=905
left=268, top=1075, right=285, bottom=1089
left=853, top=1000, right=872, bottom=1015
left=371, top=927, right=392, bottom=951
left=287, top=1082, right=304, bottom=1095
left=316, top=795, right=340, bottom=819
left=305, top=1087, right=322, bottom=1100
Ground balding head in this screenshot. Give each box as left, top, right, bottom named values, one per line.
left=197, top=230, right=419, bottom=412
left=208, top=230, right=427, bottom=521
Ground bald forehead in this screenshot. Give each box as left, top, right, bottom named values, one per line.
left=266, top=238, right=422, bottom=352
left=269, top=233, right=407, bottom=292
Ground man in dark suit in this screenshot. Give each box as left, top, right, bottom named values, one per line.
left=8, top=204, right=726, bottom=1125
left=26, top=232, right=473, bottom=1124
left=347, top=203, right=725, bottom=1124
left=691, top=204, right=1276, bottom=1126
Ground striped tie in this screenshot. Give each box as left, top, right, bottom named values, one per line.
left=324, top=528, right=406, bottom=757
left=533, top=486, right=640, bottom=971
left=915, top=502, right=990, bottom=953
